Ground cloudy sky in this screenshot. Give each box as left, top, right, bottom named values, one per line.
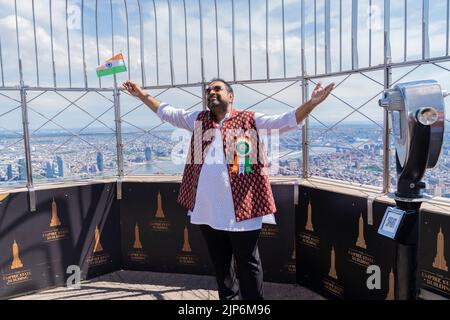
left=0, top=0, right=449, bottom=131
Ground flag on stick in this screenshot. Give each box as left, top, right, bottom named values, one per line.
left=96, top=53, right=127, bottom=77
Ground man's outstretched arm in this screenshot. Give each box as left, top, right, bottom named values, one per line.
left=255, top=82, right=335, bottom=133
left=122, top=80, right=199, bottom=131
left=295, top=82, right=334, bottom=124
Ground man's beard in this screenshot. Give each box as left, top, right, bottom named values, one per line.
left=207, top=97, right=225, bottom=111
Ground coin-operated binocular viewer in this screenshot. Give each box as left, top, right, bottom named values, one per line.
left=378, top=80, right=446, bottom=299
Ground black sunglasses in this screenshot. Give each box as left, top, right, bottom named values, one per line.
left=205, top=85, right=225, bottom=94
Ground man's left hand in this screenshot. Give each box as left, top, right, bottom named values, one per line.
left=309, top=82, right=335, bottom=107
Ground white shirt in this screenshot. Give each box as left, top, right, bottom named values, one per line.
left=157, top=103, right=301, bottom=231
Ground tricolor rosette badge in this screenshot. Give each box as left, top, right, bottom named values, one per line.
left=235, top=138, right=253, bottom=174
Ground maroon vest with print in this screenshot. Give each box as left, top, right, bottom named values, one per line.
left=177, top=109, right=276, bottom=222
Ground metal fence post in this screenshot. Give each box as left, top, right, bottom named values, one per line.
left=383, top=0, right=392, bottom=193
left=301, top=79, right=309, bottom=179
left=301, top=0, right=309, bottom=179
left=19, top=60, right=36, bottom=211
left=114, top=76, right=124, bottom=199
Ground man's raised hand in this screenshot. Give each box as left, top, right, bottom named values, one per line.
left=310, top=82, right=335, bottom=107
left=122, top=80, right=146, bottom=99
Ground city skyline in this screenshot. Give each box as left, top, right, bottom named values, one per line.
left=1, top=126, right=449, bottom=198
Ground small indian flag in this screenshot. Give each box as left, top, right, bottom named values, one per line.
left=96, top=53, right=127, bottom=77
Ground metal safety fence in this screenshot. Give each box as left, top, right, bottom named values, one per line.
left=0, top=0, right=449, bottom=209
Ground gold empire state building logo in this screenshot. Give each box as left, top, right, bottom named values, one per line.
left=328, top=246, right=338, bottom=279
left=305, top=201, right=314, bottom=232
left=11, top=240, right=24, bottom=269
left=386, top=268, right=395, bottom=300
left=433, top=227, right=448, bottom=271
left=50, top=198, right=61, bottom=227
left=133, top=223, right=143, bottom=249
left=182, top=226, right=192, bottom=252
left=93, top=225, right=103, bottom=253
left=356, top=213, right=367, bottom=249
left=155, top=192, right=165, bottom=218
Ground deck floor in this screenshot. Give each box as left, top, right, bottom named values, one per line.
left=12, top=270, right=325, bottom=300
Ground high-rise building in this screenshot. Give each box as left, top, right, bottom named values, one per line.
left=18, top=159, right=26, bottom=181
left=435, top=186, right=443, bottom=197
left=145, top=147, right=152, bottom=161
left=96, top=152, right=104, bottom=172
left=89, top=164, right=97, bottom=174
left=6, top=164, right=13, bottom=181
left=45, top=162, right=54, bottom=178
left=56, top=156, right=64, bottom=177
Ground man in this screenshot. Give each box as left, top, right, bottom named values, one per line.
left=122, top=78, right=334, bottom=300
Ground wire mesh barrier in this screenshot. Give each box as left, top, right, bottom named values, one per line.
left=120, top=86, right=203, bottom=175
left=0, top=90, right=25, bottom=186
left=0, top=0, right=449, bottom=206
left=26, top=89, right=118, bottom=182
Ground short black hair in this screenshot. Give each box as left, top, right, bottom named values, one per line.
left=208, top=78, right=234, bottom=94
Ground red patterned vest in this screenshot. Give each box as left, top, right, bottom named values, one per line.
left=177, top=109, right=276, bottom=222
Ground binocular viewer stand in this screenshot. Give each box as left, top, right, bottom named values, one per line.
left=378, top=80, right=446, bottom=300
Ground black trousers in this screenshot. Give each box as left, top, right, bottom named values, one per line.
left=199, top=225, right=264, bottom=300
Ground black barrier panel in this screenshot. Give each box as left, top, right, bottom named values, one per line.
left=419, top=209, right=450, bottom=299
left=296, top=186, right=397, bottom=300
left=0, top=183, right=121, bottom=299
left=6, top=181, right=448, bottom=300
left=259, top=184, right=296, bottom=284
left=120, top=182, right=213, bottom=276
left=73, top=183, right=122, bottom=280
left=0, top=192, right=48, bottom=299
left=340, top=200, right=397, bottom=300
left=295, top=186, right=349, bottom=299
left=120, top=182, right=297, bottom=284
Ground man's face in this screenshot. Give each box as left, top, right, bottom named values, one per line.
left=205, top=81, right=233, bottom=111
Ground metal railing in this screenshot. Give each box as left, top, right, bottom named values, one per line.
left=0, top=0, right=449, bottom=208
